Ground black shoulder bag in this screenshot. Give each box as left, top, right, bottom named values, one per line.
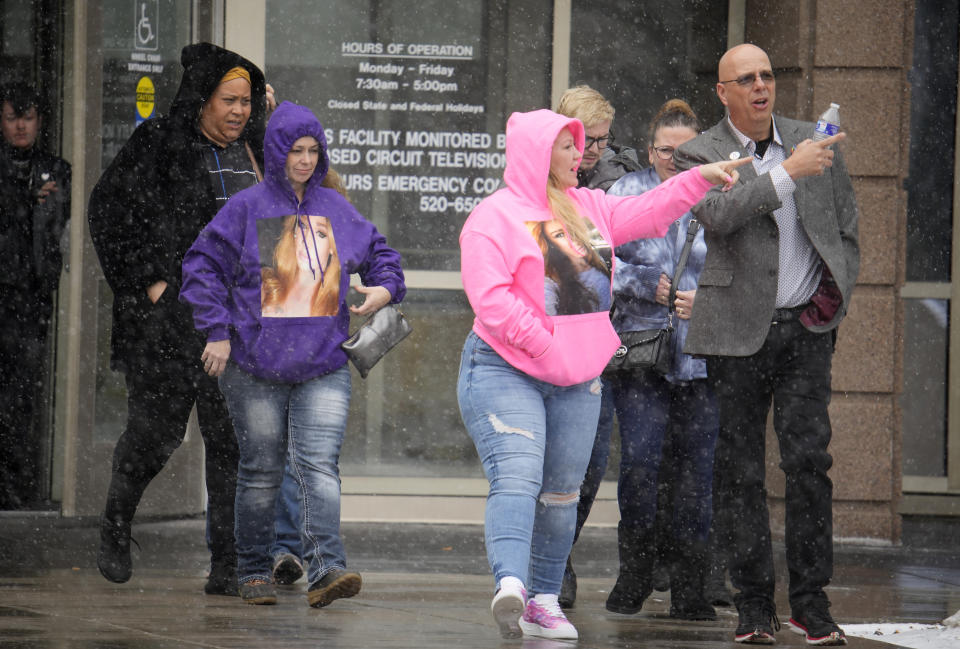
left=604, top=220, right=701, bottom=376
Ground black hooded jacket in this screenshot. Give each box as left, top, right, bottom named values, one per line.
left=0, top=143, right=70, bottom=304
left=577, top=143, right=642, bottom=191
left=88, top=43, right=267, bottom=371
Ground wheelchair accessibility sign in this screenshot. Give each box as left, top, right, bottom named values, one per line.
left=134, top=0, right=158, bottom=51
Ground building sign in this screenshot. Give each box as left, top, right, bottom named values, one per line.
left=133, top=0, right=159, bottom=51
left=325, top=47, right=506, bottom=217
left=315, top=37, right=505, bottom=270
left=135, top=75, right=155, bottom=124
left=264, top=1, right=548, bottom=271
left=100, top=0, right=185, bottom=163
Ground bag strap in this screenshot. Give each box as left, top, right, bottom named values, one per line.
left=244, top=142, right=263, bottom=183
left=667, top=219, right=700, bottom=316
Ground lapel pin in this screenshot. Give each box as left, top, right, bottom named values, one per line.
left=729, top=151, right=741, bottom=160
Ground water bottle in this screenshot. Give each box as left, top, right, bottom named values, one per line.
left=813, top=103, right=841, bottom=141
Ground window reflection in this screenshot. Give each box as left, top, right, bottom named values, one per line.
left=265, top=0, right=553, bottom=477
left=901, top=298, right=948, bottom=477
left=904, top=0, right=957, bottom=282
left=340, top=290, right=480, bottom=477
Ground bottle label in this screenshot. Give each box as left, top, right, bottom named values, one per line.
left=816, top=120, right=839, bottom=136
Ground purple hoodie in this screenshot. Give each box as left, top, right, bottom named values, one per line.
left=180, top=101, right=405, bottom=382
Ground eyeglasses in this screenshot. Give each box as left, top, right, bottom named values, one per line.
left=584, top=132, right=614, bottom=150
left=652, top=146, right=676, bottom=161
left=719, top=71, right=775, bottom=87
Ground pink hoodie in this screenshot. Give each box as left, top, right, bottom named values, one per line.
left=460, top=109, right=714, bottom=386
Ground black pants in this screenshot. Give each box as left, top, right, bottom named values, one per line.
left=0, top=295, right=49, bottom=509
left=707, top=319, right=835, bottom=610
left=103, top=354, right=238, bottom=568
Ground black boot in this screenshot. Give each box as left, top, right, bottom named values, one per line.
left=605, top=523, right=654, bottom=614
left=651, top=558, right=672, bottom=592
left=97, top=514, right=134, bottom=583
left=205, top=511, right=239, bottom=596
left=559, top=556, right=577, bottom=609
left=669, top=540, right=716, bottom=620
left=205, top=557, right=239, bottom=596
left=651, top=460, right=675, bottom=593
left=703, top=563, right=733, bottom=607
left=652, top=526, right=675, bottom=592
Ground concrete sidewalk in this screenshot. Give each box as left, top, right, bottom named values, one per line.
left=1, top=515, right=958, bottom=648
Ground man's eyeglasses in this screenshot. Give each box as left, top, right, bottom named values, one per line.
left=584, top=132, right=614, bottom=150
left=719, top=71, right=775, bottom=87
left=652, top=146, right=676, bottom=161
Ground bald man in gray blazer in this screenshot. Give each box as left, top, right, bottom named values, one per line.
left=675, top=44, right=858, bottom=646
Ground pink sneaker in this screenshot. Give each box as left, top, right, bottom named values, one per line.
left=519, top=595, right=579, bottom=640
left=491, top=581, right=527, bottom=639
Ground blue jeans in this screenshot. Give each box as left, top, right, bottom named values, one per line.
left=220, top=362, right=351, bottom=586
left=457, top=332, right=601, bottom=595
left=573, top=380, right=614, bottom=544
left=271, top=464, right=303, bottom=560
left=611, top=371, right=718, bottom=542
left=573, top=372, right=718, bottom=546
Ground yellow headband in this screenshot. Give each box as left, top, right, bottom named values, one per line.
left=219, top=67, right=251, bottom=85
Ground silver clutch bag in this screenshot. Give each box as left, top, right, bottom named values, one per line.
left=341, top=303, right=412, bottom=378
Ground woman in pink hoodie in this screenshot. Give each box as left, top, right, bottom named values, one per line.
left=457, top=109, right=748, bottom=640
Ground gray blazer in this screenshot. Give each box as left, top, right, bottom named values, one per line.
left=674, top=115, right=859, bottom=357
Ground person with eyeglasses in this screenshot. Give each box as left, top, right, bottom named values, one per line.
left=582, top=98, right=722, bottom=621
left=674, top=43, right=857, bottom=646
left=552, top=84, right=642, bottom=610
left=557, top=85, right=642, bottom=191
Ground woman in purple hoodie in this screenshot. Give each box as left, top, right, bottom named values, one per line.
left=180, top=101, right=405, bottom=607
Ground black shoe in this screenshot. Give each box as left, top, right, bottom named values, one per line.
left=734, top=596, right=780, bottom=644
left=205, top=564, right=239, bottom=596
left=787, top=599, right=847, bottom=645
left=307, top=568, right=362, bottom=608
left=272, top=553, right=304, bottom=586
left=97, top=515, right=136, bottom=583
left=240, top=578, right=277, bottom=605
left=558, top=557, right=577, bottom=609
left=670, top=568, right=717, bottom=621
left=605, top=574, right=651, bottom=615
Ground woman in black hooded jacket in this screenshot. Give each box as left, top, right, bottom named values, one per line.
left=87, top=42, right=267, bottom=595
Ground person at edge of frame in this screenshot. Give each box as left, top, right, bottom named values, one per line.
left=0, top=81, right=70, bottom=510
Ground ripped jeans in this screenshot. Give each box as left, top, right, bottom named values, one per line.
left=457, top=332, right=601, bottom=596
